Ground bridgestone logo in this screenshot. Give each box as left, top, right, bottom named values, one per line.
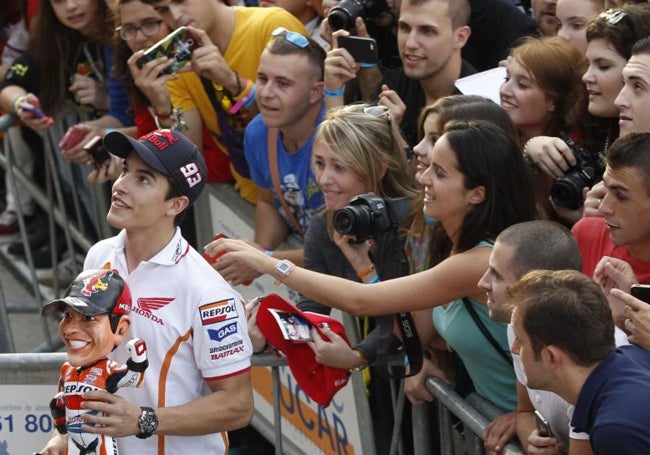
left=209, top=339, right=245, bottom=360
left=199, top=299, right=239, bottom=325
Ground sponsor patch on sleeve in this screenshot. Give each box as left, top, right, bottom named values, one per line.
left=208, top=321, right=239, bottom=342
left=199, top=299, right=239, bottom=325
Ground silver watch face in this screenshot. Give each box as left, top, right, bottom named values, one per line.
left=277, top=261, right=292, bottom=275
left=139, top=408, right=158, bottom=434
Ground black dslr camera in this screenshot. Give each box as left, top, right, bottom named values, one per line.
left=327, top=0, right=390, bottom=31
left=550, top=134, right=605, bottom=210
left=333, top=193, right=404, bottom=243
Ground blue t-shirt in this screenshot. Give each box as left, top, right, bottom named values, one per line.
left=432, top=241, right=516, bottom=411
left=244, top=104, right=325, bottom=234
left=572, top=345, right=650, bottom=454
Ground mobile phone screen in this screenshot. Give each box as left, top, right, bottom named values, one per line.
left=631, top=285, right=650, bottom=304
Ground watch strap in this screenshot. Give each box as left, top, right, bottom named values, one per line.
left=136, top=406, right=158, bottom=439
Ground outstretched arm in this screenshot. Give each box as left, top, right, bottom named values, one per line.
left=205, top=238, right=491, bottom=316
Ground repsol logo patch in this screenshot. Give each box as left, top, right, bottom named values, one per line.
left=208, top=322, right=238, bottom=342
left=199, top=299, right=238, bottom=325
left=63, top=383, right=102, bottom=394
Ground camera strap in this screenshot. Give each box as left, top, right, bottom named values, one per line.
left=462, top=297, right=512, bottom=365
left=267, top=128, right=305, bottom=237
left=395, top=311, right=423, bottom=376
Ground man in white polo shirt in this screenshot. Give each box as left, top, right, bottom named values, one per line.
left=37, top=129, right=253, bottom=455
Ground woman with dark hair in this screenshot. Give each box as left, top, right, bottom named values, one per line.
left=407, top=95, right=519, bottom=273
left=207, top=120, right=536, bottom=414
left=525, top=4, right=650, bottom=220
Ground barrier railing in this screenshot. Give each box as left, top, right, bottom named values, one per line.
left=0, top=113, right=524, bottom=454
left=415, top=377, right=525, bottom=454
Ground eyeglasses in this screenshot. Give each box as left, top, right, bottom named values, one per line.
left=272, top=27, right=309, bottom=48
left=599, top=9, right=627, bottom=26
left=363, top=104, right=414, bottom=162
left=117, top=20, right=164, bottom=41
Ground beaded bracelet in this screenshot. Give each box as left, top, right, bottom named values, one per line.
left=522, top=138, right=536, bottom=166
left=233, top=71, right=243, bottom=97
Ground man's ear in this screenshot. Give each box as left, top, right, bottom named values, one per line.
left=454, top=25, right=471, bottom=49
left=311, top=80, right=325, bottom=104
left=542, top=344, right=565, bottom=371
left=166, top=195, right=190, bottom=218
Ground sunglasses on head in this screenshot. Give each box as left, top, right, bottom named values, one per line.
left=272, top=27, right=309, bottom=48
left=363, top=104, right=414, bottom=163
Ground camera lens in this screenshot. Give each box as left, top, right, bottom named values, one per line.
left=328, top=9, right=352, bottom=31
left=333, top=206, right=373, bottom=237
left=551, top=175, right=585, bottom=210
left=328, top=0, right=364, bottom=31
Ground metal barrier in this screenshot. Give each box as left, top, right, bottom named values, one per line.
left=0, top=114, right=525, bottom=455
left=412, top=377, right=525, bottom=454
left=0, top=111, right=113, bottom=353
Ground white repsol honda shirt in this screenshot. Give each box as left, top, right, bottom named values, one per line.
left=84, top=228, right=252, bottom=455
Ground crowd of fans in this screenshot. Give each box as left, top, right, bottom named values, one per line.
left=3, top=0, right=650, bottom=454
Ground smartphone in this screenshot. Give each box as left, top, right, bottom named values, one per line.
left=534, top=410, right=552, bottom=437
left=136, top=26, right=200, bottom=74
left=338, top=36, right=379, bottom=64
left=83, top=135, right=110, bottom=170
left=18, top=101, right=45, bottom=119
left=59, top=126, right=86, bottom=150
left=631, top=284, right=650, bottom=304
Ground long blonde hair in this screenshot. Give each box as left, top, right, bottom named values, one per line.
left=315, top=104, right=418, bottom=201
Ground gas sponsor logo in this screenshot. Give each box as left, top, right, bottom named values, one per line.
left=200, top=299, right=238, bottom=325
left=208, top=321, right=238, bottom=342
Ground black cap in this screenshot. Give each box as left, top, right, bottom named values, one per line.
left=42, top=269, right=132, bottom=317
left=103, top=129, right=207, bottom=205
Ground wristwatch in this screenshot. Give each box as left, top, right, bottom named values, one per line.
left=274, top=259, right=295, bottom=282
left=136, top=406, right=158, bottom=439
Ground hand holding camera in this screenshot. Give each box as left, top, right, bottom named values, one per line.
left=333, top=193, right=398, bottom=244
left=523, top=136, right=577, bottom=180
left=550, top=134, right=605, bottom=210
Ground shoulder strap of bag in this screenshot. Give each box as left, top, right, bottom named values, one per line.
left=200, top=76, right=223, bottom=113
left=267, top=127, right=304, bottom=237
left=462, top=297, right=512, bottom=365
